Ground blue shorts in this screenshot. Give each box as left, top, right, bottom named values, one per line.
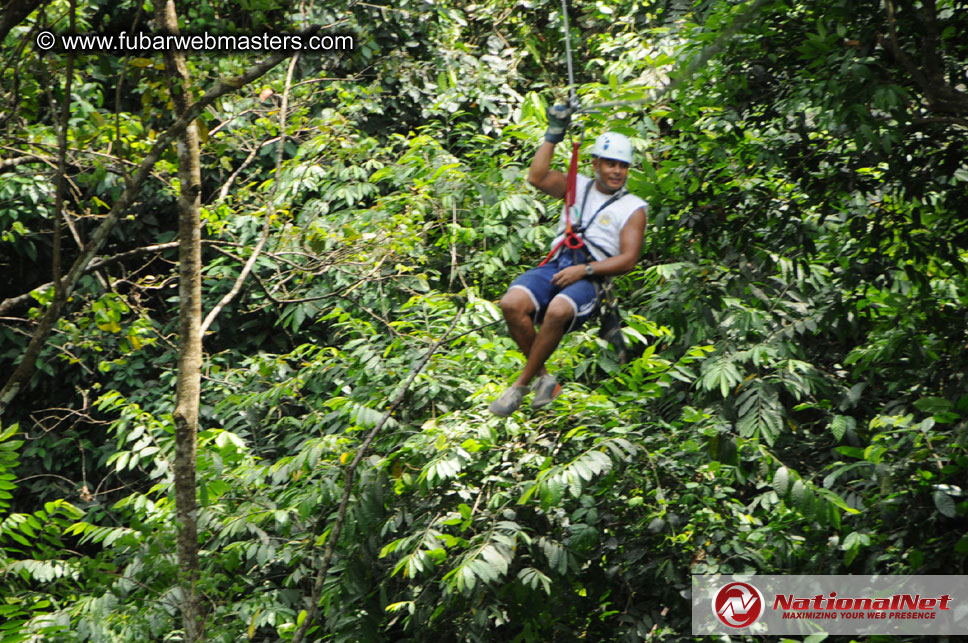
left=507, top=252, right=600, bottom=333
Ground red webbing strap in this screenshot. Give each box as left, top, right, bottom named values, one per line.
left=538, top=140, right=583, bottom=267
left=564, top=139, right=579, bottom=215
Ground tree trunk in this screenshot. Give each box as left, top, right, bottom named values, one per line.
left=153, top=0, right=203, bottom=639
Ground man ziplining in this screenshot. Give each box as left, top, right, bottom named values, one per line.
left=488, top=101, right=649, bottom=416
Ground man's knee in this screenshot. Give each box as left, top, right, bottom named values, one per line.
left=544, top=297, right=575, bottom=327
left=500, top=288, right=533, bottom=319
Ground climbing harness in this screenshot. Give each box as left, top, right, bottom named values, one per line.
left=537, top=176, right=627, bottom=268
left=536, top=135, right=575, bottom=267
left=534, top=142, right=630, bottom=360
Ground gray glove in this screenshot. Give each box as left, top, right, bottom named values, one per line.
left=544, top=98, right=580, bottom=143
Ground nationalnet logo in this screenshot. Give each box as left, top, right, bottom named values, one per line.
left=693, top=575, right=968, bottom=635
left=773, top=591, right=952, bottom=621
left=712, top=581, right=765, bottom=628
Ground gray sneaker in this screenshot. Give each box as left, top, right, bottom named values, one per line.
left=531, top=374, right=562, bottom=409
left=488, top=385, right=527, bottom=417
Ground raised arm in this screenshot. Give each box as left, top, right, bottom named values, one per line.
left=527, top=140, right=567, bottom=199
left=527, top=100, right=578, bottom=199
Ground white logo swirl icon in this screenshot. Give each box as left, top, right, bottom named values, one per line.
left=712, top=581, right=765, bottom=628
left=36, top=30, right=56, bottom=51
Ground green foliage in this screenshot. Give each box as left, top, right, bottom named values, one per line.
left=0, top=422, right=90, bottom=642
left=0, top=424, right=20, bottom=516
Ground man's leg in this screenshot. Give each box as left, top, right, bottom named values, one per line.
left=499, top=288, right=550, bottom=378
left=490, top=268, right=584, bottom=416
left=512, top=296, right=573, bottom=387
left=489, top=286, right=560, bottom=417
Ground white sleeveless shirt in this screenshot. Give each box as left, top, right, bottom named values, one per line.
left=549, top=174, right=648, bottom=261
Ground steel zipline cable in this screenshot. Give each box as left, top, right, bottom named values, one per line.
left=560, top=0, right=577, bottom=103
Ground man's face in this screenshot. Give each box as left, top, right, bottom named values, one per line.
left=592, top=157, right=630, bottom=193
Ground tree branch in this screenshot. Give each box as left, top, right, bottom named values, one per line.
left=200, top=52, right=300, bottom=338
left=215, top=136, right=279, bottom=203
left=51, top=0, right=76, bottom=302
left=910, top=115, right=968, bottom=129
left=0, top=241, right=245, bottom=316
left=0, top=154, right=49, bottom=172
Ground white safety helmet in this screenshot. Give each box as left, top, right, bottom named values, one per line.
left=591, top=131, right=634, bottom=165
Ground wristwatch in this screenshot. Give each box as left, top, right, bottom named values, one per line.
left=584, top=263, right=595, bottom=277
